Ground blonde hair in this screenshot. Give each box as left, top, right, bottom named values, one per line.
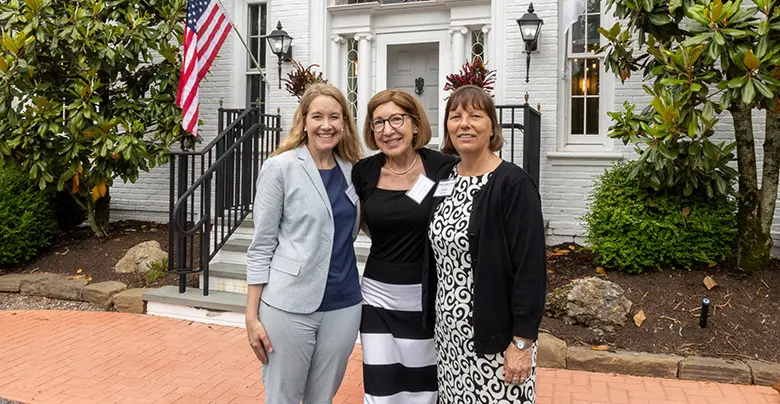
left=363, top=89, right=432, bottom=151
left=441, top=85, right=503, bottom=155
left=272, top=83, right=362, bottom=163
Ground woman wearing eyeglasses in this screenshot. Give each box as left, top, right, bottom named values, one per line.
left=352, top=89, right=456, bottom=404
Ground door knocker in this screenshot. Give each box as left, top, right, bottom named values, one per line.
left=415, top=77, right=425, bottom=95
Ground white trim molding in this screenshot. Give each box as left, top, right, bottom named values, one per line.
left=355, top=32, right=374, bottom=141
left=546, top=151, right=624, bottom=167
left=329, top=34, right=345, bottom=88
left=449, top=26, right=469, bottom=71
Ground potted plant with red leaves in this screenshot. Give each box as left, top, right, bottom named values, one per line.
left=443, top=56, right=496, bottom=96
left=283, top=59, right=328, bottom=100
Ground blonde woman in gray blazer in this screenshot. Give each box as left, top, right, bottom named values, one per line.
left=246, top=83, right=363, bottom=404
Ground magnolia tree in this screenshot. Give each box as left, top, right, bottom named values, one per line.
left=599, top=0, right=780, bottom=270
left=0, top=0, right=186, bottom=237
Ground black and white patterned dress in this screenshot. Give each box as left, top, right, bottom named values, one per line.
left=428, top=168, right=538, bottom=404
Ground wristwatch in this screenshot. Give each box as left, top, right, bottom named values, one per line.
left=512, top=338, right=532, bottom=350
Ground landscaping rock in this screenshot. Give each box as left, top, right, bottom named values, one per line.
left=679, top=356, right=752, bottom=384
left=545, top=277, right=633, bottom=333
left=81, top=281, right=128, bottom=308
left=112, top=288, right=152, bottom=313
left=748, top=360, right=780, bottom=387
left=0, top=274, right=29, bottom=292
left=19, top=273, right=65, bottom=295
left=43, top=278, right=89, bottom=301
left=537, top=333, right=566, bottom=369
left=567, top=346, right=680, bottom=378
left=115, top=241, right=167, bottom=274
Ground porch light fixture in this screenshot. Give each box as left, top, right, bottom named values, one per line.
left=516, top=3, right=544, bottom=83
left=264, top=21, right=294, bottom=89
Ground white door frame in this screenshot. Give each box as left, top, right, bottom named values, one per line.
left=376, top=30, right=450, bottom=140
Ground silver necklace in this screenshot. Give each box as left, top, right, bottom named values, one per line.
left=385, top=153, right=419, bottom=175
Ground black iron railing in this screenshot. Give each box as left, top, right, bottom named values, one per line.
left=168, top=107, right=282, bottom=295
left=495, top=104, right=542, bottom=186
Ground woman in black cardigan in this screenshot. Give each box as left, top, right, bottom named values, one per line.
left=425, top=85, right=547, bottom=403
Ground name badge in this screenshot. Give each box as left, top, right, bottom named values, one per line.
left=345, top=184, right=358, bottom=205
left=433, top=179, right=456, bottom=198
left=405, top=174, right=436, bottom=204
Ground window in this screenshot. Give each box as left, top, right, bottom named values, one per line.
left=246, top=3, right=267, bottom=110
left=564, top=0, right=613, bottom=150
left=346, top=38, right=359, bottom=122
left=470, top=30, right=485, bottom=62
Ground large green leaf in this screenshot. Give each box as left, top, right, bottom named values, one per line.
left=669, top=0, right=683, bottom=14
left=683, top=33, right=713, bottom=46
left=741, top=79, right=756, bottom=104
left=753, top=79, right=773, bottom=98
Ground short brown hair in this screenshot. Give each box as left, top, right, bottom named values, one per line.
left=441, top=85, right=503, bottom=155
left=363, top=89, right=432, bottom=151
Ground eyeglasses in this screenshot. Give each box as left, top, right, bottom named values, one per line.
left=371, top=113, right=408, bottom=133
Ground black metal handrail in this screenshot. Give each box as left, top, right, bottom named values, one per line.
left=170, top=124, right=263, bottom=236
left=496, top=103, right=542, bottom=186
left=168, top=107, right=282, bottom=295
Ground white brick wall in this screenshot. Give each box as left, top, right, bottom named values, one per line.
left=113, top=0, right=780, bottom=249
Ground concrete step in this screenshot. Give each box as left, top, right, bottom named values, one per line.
left=144, top=285, right=247, bottom=328
left=210, top=262, right=246, bottom=280
left=205, top=259, right=366, bottom=295
left=221, top=236, right=371, bottom=260
left=205, top=262, right=248, bottom=294
left=222, top=237, right=252, bottom=254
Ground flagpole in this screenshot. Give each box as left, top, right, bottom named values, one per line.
left=216, top=0, right=272, bottom=91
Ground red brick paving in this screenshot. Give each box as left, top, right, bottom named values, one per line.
left=0, top=311, right=778, bottom=404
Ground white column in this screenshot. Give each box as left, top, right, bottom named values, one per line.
left=450, top=27, right=468, bottom=72
left=329, top=35, right=344, bottom=89
left=356, top=32, right=373, bottom=140
left=481, top=25, right=491, bottom=62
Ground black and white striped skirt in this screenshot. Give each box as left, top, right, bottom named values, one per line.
left=360, top=258, right=437, bottom=404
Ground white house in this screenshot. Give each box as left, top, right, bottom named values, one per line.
left=110, top=0, right=780, bottom=247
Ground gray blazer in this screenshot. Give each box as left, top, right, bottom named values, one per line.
left=246, top=144, right=360, bottom=314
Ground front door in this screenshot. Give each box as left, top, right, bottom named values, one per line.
left=387, top=43, right=440, bottom=142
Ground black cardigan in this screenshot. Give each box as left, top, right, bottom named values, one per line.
left=351, top=147, right=458, bottom=201
left=422, top=160, right=547, bottom=355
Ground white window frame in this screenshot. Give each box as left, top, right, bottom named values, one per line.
left=557, top=0, right=616, bottom=153
left=467, top=27, right=487, bottom=63
left=230, top=0, right=267, bottom=109
left=346, top=37, right=359, bottom=123
left=245, top=2, right=267, bottom=110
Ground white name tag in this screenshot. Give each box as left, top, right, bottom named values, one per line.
left=345, top=184, right=358, bottom=205
left=433, top=179, right=456, bottom=197
left=405, top=174, right=436, bottom=204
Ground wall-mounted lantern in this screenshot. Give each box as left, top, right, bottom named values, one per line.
left=264, top=21, right=294, bottom=89
left=516, top=3, right=544, bottom=84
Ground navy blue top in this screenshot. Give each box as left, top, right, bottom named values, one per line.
left=317, top=166, right=362, bottom=312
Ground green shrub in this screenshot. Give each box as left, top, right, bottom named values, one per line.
left=145, top=258, right=169, bottom=285
left=582, top=161, right=737, bottom=273
left=0, top=168, right=56, bottom=266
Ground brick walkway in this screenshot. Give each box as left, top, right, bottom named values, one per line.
left=0, top=311, right=778, bottom=404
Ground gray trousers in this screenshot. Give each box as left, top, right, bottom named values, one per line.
left=259, top=301, right=361, bottom=404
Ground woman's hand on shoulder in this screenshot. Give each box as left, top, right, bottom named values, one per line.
left=246, top=318, right=274, bottom=364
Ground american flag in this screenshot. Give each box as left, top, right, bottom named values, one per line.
left=176, top=0, right=232, bottom=136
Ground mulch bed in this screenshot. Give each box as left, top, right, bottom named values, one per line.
left=0, top=221, right=197, bottom=289
left=542, top=243, right=780, bottom=363
left=2, top=222, right=778, bottom=363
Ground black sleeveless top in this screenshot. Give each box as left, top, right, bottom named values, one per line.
left=352, top=148, right=458, bottom=264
